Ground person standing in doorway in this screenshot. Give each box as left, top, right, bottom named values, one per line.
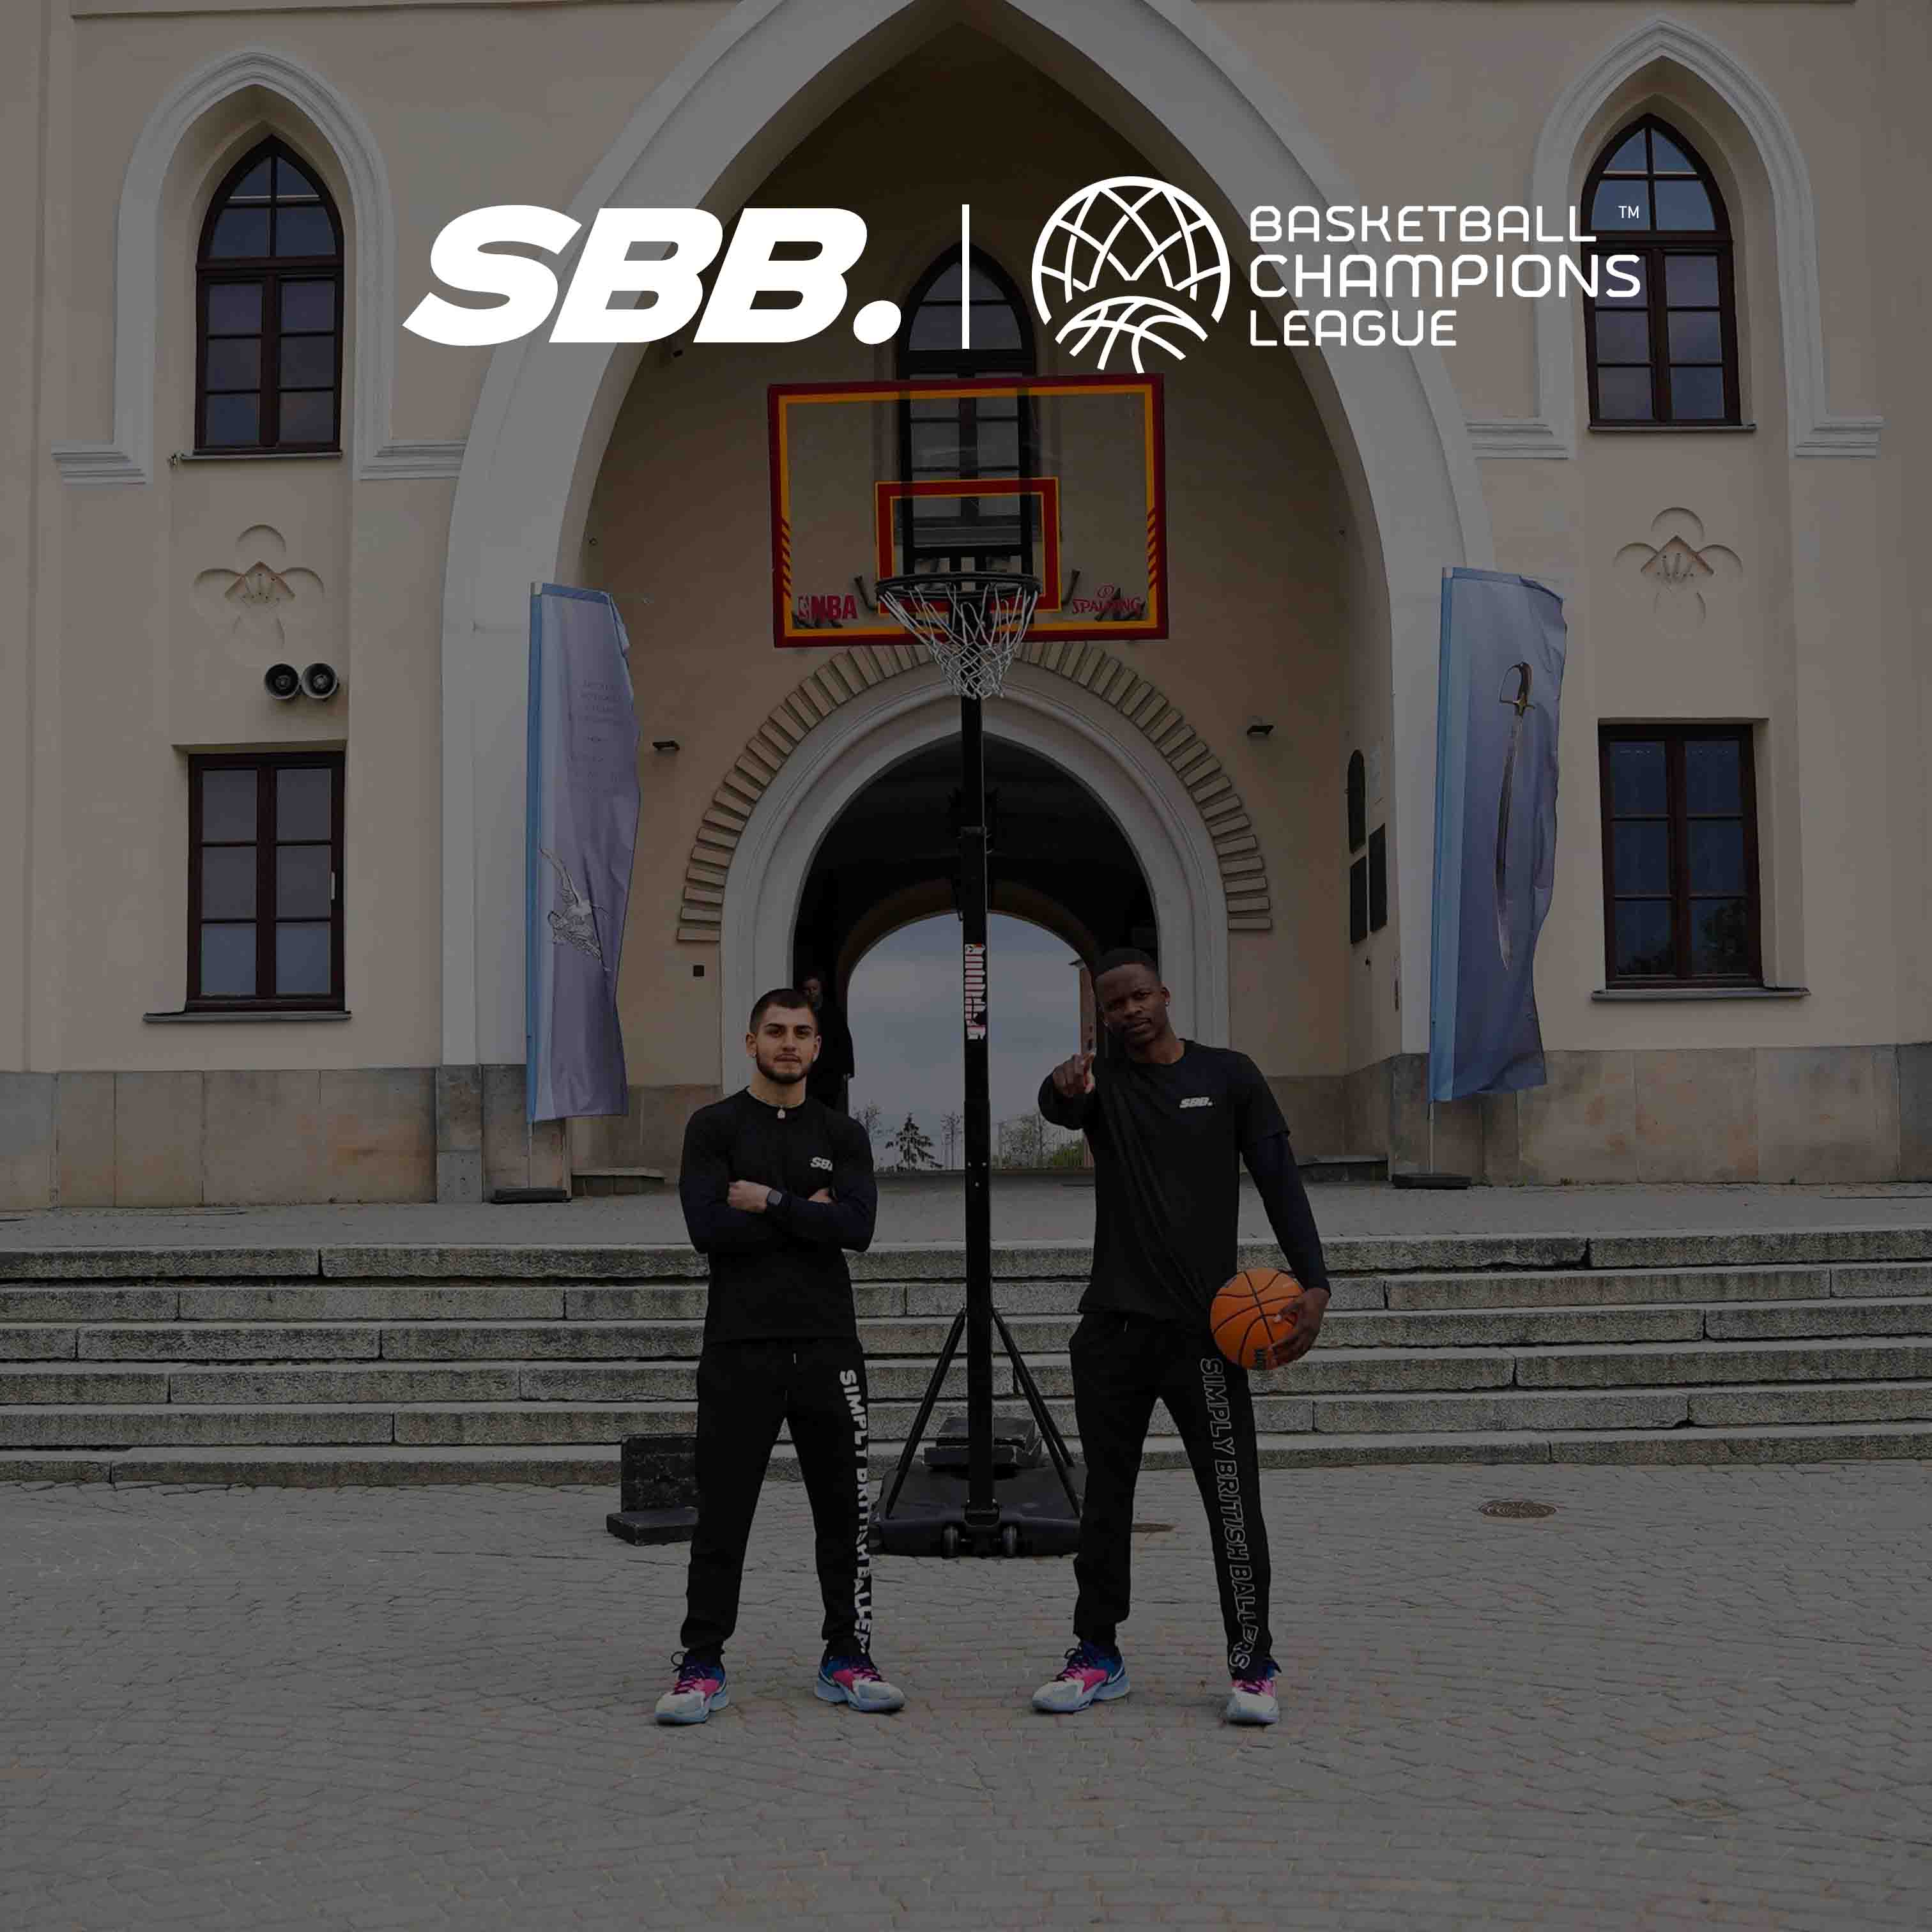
left=655, top=987, right=906, bottom=1725
left=801, top=970, right=855, bottom=1116
left=1029, top=949, right=1331, bottom=1728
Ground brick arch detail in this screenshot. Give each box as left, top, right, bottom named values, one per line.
left=675, top=636, right=1271, bottom=943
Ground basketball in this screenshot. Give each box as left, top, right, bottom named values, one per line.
left=1210, top=1268, right=1306, bottom=1370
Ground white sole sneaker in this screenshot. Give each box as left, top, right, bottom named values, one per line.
left=1224, top=1685, right=1279, bottom=1726
left=1032, top=1666, right=1131, bottom=1714
left=655, top=1685, right=729, bottom=1726
left=815, top=1671, right=907, bottom=1713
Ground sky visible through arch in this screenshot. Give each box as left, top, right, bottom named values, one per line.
left=845, top=915, right=1082, bottom=1164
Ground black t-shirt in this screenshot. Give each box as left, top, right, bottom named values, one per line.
left=1040, top=1042, right=1290, bottom=1327
left=678, top=1091, right=878, bottom=1344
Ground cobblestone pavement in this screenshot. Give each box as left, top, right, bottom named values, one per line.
left=5, top=1177, right=1932, bottom=1252
left=4, top=1465, right=1929, bottom=1929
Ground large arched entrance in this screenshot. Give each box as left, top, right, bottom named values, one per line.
left=793, top=737, right=1155, bottom=997
left=437, top=0, right=1494, bottom=1097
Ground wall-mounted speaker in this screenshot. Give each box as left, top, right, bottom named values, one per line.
left=264, top=663, right=301, bottom=702
left=301, top=663, right=341, bottom=700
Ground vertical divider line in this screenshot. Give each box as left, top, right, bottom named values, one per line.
left=960, top=204, right=971, bottom=349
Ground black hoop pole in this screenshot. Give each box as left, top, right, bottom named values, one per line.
left=959, top=693, right=997, bottom=1528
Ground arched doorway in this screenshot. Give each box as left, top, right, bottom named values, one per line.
left=793, top=737, right=1155, bottom=998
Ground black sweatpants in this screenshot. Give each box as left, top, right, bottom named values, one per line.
left=680, top=1337, right=873, bottom=1659
left=1069, top=1310, right=1273, bottom=1675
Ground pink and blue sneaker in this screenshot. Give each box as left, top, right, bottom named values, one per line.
left=1031, top=1641, right=1130, bottom=1713
left=1225, top=1658, right=1280, bottom=1726
left=654, top=1652, right=728, bottom=1726
left=815, top=1651, right=907, bottom=1713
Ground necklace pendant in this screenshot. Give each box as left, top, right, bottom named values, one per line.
left=777, top=1107, right=786, bottom=1119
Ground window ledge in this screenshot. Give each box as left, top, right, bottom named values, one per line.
left=1591, top=985, right=1807, bottom=1002
left=144, top=1008, right=351, bottom=1023
left=1588, top=423, right=1757, bottom=435
left=169, top=450, right=344, bottom=465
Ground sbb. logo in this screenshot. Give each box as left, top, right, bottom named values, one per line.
left=404, top=207, right=904, bottom=348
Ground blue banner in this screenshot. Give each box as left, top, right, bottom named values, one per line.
left=526, top=585, right=641, bottom=1123
left=1429, top=567, right=1567, bottom=1103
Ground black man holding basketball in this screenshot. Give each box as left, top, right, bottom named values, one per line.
left=1030, top=949, right=1331, bottom=1726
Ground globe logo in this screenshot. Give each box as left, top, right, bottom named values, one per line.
left=1032, top=177, right=1232, bottom=371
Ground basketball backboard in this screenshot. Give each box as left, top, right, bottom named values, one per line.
left=769, top=374, right=1167, bottom=649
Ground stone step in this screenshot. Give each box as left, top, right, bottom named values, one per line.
left=6, top=1227, right=1932, bottom=1289
left=6, top=1418, right=1932, bottom=1485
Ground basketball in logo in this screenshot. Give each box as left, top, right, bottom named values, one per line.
left=1031, top=177, right=1232, bottom=371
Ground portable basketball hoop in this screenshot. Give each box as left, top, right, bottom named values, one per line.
left=868, top=569, right=1083, bottom=1559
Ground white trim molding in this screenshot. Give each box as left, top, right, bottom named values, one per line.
left=51, top=45, right=463, bottom=487
left=1482, top=15, right=1882, bottom=461
left=717, top=662, right=1234, bottom=1079
left=676, top=634, right=1273, bottom=949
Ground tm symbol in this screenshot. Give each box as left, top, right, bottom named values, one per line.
left=1620, top=204, right=1641, bottom=220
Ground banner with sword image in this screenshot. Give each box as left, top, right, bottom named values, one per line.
left=1428, top=567, right=1568, bottom=1103
left=526, top=584, right=642, bottom=1123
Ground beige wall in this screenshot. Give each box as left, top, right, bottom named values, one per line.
left=4, top=0, right=1926, bottom=1199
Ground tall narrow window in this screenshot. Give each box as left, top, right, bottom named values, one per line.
left=1600, top=726, right=1760, bottom=985
left=894, top=251, right=1037, bottom=578
left=1581, top=118, right=1740, bottom=426
left=196, top=139, right=344, bottom=452
left=188, top=753, right=344, bottom=1009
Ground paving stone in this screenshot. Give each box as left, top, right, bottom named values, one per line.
left=167, top=1367, right=519, bottom=1405
left=1589, top=1230, right=1932, bottom=1269
left=1311, top=1390, right=1689, bottom=1434
left=1685, top=1381, right=1932, bottom=1427
left=0, top=1246, right=320, bottom=1280
left=1514, top=1338, right=1932, bottom=1389
left=0, top=1368, right=169, bottom=1404
left=0, top=1326, right=79, bottom=1361
left=1381, top=1268, right=1826, bottom=1311
left=1321, top=1306, right=1705, bottom=1348
left=1704, top=1300, right=1932, bottom=1341
left=1832, top=1262, right=1932, bottom=1299
left=0, top=1288, right=181, bottom=1320
left=76, top=1324, right=380, bottom=1361
left=178, top=1286, right=567, bottom=1321
left=0, top=1405, right=394, bottom=1446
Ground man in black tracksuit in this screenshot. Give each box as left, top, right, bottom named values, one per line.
left=1029, top=949, right=1331, bottom=1728
left=654, top=987, right=906, bottom=1725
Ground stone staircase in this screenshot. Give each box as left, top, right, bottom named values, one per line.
left=4, top=1227, right=1932, bottom=1483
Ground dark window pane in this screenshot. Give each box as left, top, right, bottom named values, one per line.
left=275, top=204, right=336, bottom=258
left=968, top=304, right=1023, bottom=350
left=1684, top=737, right=1743, bottom=813
left=230, top=159, right=272, bottom=200
left=1604, top=130, right=1648, bottom=172
left=1655, top=180, right=1715, bottom=230
left=276, top=923, right=332, bottom=997
left=1349, top=856, right=1368, bottom=945
left=206, top=283, right=263, bottom=333
left=280, top=280, right=335, bottom=332
left=277, top=846, right=332, bottom=919
left=968, top=268, right=1004, bottom=302
left=1690, top=898, right=1751, bottom=976
left=1597, top=366, right=1653, bottom=420
left=1594, top=311, right=1651, bottom=362
left=203, top=392, right=260, bottom=446
left=209, top=206, right=269, bottom=258
left=1592, top=183, right=1650, bottom=231
left=1614, top=901, right=1676, bottom=977
left=201, top=847, right=257, bottom=919
left=1613, top=822, right=1671, bottom=895
left=199, top=924, right=256, bottom=998
left=1689, top=821, right=1745, bottom=894
left=1346, top=751, right=1366, bottom=851
left=1649, top=130, right=1697, bottom=175
left=1665, top=254, right=1719, bottom=305
left=277, top=767, right=333, bottom=841
left=279, top=335, right=336, bottom=388
left=274, top=157, right=322, bottom=201
left=204, top=338, right=260, bottom=390
left=974, top=420, right=1020, bottom=473
left=278, top=392, right=336, bottom=444
left=927, top=263, right=962, bottom=300
left=200, top=769, right=257, bottom=840
left=1597, top=258, right=1646, bottom=305
left=1609, top=739, right=1667, bottom=815
left=1668, top=311, right=1722, bottom=362
left=908, top=304, right=960, bottom=351
left=1670, top=367, right=1727, bottom=420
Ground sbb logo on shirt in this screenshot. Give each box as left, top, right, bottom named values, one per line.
left=1179, top=1096, right=1214, bottom=1109
left=811, top=1156, right=833, bottom=1172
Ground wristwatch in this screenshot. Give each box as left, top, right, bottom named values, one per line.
left=765, top=1188, right=785, bottom=1212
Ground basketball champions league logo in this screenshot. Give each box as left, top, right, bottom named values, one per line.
left=1031, top=178, right=1232, bottom=371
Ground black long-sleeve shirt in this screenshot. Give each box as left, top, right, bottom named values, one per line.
left=1039, top=1042, right=1330, bottom=1327
left=678, top=1090, right=877, bottom=1343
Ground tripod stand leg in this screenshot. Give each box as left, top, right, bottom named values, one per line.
left=993, top=1306, right=1082, bottom=1519
left=878, top=1307, right=967, bottom=1522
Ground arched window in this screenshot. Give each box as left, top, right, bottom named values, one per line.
left=894, top=250, right=1037, bottom=578
left=195, top=138, right=344, bottom=452
left=1581, top=117, right=1738, bottom=426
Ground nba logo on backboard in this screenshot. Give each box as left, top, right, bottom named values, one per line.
left=1032, top=178, right=1232, bottom=371
left=963, top=942, right=988, bottom=1042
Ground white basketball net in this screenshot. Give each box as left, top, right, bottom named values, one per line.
left=874, top=572, right=1041, bottom=701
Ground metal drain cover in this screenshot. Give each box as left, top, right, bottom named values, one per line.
left=1479, top=1498, right=1556, bottom=1519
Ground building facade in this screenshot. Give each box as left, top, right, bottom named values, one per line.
left=3, top=0, right=1928, bottom=1205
